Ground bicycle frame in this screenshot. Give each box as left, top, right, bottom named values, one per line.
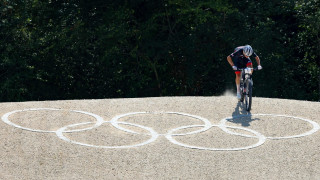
left=237, top=67, right=258, bottom=111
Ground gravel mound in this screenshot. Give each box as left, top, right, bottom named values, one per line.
left=0, top=96, right=319, bottom=179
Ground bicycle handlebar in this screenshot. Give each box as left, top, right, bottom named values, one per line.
left=234, top=67, right=260, bottom=71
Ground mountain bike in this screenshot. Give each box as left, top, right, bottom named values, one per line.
left=237, top=67, right=259, bottom=111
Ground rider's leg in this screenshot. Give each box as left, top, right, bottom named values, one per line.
left=246, top=61, right=253, bottom=73
left=233, top=58, right=241, bottom=99
left=235, top=73, right=241, bottom=92
left=235, top=71, right=241, bottom=99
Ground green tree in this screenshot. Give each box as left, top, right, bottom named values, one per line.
left=0, top=0, right=319, bottom=102
left=296, top=0, right=320, bottom=101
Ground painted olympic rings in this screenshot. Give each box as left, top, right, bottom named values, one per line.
left=56, top=121, right=159, bottom=149
left=109, top=112, right=212, bottom=136
left=1, top=108, right=319, bottom=151
left=166, top=124, right=266, bottom=151
left=219, top=114, right=320, bottom=140
left=1, top=108, right=104, bottom=133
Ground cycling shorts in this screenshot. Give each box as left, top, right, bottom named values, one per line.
left=234, top=57, right=253, bottom=74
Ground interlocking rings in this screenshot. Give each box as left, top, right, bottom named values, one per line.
left=1, top=108, right=104, bottom=133
left=166, top=124, right=266, bottom=151
left=1, top=108, right=319, bottom=151
left=219, top=114, right=320, bottom=140
left=56, top=121, right=159, bottom=149
left=109, top=112, right=212, bottom=136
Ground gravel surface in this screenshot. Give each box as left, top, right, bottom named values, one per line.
left=0, top=96, right=319, bottom=180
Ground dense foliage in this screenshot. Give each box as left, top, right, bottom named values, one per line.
left=1, top=0, right=319, bottom=102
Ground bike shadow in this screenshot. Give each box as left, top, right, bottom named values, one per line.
left=227, top=101, right=260, bottom=127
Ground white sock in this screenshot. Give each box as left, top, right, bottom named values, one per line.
left=236, top=84, right=240, bottom=94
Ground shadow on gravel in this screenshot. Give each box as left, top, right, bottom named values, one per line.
left=227, top=101, right=260, bottom=127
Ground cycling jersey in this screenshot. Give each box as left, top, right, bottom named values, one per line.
left=230, top=46, right=257, bottom=59
left=230, top=46, right=256, bottom=74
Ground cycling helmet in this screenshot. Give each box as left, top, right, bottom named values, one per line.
left=243, top=45, right=253, bottom=56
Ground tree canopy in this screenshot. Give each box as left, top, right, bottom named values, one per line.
left=1, top=0, right=319, bottom=102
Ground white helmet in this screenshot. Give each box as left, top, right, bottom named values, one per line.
left=243, top=45, right=253, bottom=56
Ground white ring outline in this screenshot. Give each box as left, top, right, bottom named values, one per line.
left=166, top=124, right=266, bottom=151
left=110, top=112, right=212, bottom=136
left=219, top=114, right=320, bottom=139
left=1, top=108, right=104, bottom=133
left=56, top=121, right=159, bottom=148
left=2, top=109, right=319, bottom=150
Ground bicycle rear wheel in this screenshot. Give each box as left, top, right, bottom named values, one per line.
left=240, top=72, right=245, bottom=102
left=244, top=79, right=253, bottom=111
left=240, top=86, right=244, bottom=102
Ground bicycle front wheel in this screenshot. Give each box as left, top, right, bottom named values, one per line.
left=244, top=79, right=253, bottom=111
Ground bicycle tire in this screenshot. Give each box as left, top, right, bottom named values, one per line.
left=240, top=85, right=244, bottom=102
left=240, top=72, right=245, bottom=102
left=245, top=79, right=253, bottom=111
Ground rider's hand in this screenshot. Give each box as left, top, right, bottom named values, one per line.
left=258, top=65, right=262, bottom=70
left=232, top=66, right=237, bottom=70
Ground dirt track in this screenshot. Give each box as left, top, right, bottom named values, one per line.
left=0, top=96, right=319, bottom=180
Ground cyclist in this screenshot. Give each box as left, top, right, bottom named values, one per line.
left=227, top=45, right=262, bottom=100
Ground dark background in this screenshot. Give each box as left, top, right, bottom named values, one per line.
left=1, top=0, right=319, bottom=102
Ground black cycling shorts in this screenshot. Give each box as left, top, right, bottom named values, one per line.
left=234, top=57, right=252, bottom=74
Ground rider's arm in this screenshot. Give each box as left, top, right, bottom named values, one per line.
left=251, top=52, right=261, bottom=66
left=255, top=56, right=261, bottom=66
left=227, top=55, right=234, bottom=67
